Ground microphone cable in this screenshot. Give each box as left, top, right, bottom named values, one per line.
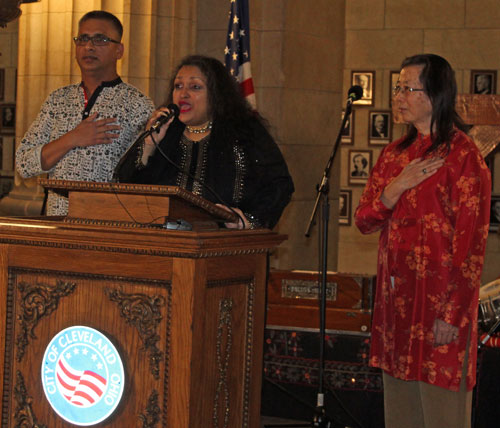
left=147, top=130, right=247, bottom=229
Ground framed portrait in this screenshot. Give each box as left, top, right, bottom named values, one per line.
left=0, top=69, right=4, bottom=101
left=341, top=109, right=354, bottom=144
left=338, top=189, right=352, bottom=226
left=389, top=71, right=400, bottom=106
left=0, top=104, right=15, bottom=134
left=470, top=70, right=497, bottom=95
left=490, top=194, right=500, bottom=232
left=369, top=110, right=392, bottom=145
left=348, top=149, right=372, bottom=186
left=351, top=71, right=375, bottom=106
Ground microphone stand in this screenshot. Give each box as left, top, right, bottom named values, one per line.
left=303, top=97, right=355, bottom=428
left=264, top=99, right=361, bottom=428
left=112, top=128, right=155, bottom=182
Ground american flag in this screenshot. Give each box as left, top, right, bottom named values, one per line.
left=56, top=355, right=107, bottom=407
left=224, top=0, right=256, bottom=108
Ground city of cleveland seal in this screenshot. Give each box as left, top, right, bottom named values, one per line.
left=41, top=325, right=125, bottom=426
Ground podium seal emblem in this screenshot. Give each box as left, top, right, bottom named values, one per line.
left=41, top=326, right=125, bottom=426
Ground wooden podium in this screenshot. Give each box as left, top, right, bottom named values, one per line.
left=0, top=180, right=286, bottom=427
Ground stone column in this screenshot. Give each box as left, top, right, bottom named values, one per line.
left=252, top=1, right=346, bottom=271
left=0, top=0, right=196, bottom=216
left=195, top=0, right=345, bottom=271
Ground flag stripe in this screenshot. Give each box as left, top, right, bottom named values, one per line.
left=57, top=373, right=76, bottom=392
left=58, top=358, right=81, bottom=381
left=55, top=355, right=107, bottom=407
left=73, top=390, right=96, bottom=405
left=79, top=379, right=104, bottom=396
left=240, top=78, right=254, bottom=98
left=83, top=370, right=107, bottom=385
left=224, top=0, right=256, bottom=108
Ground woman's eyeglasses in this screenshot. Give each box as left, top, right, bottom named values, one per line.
left=392, top=85, right=425, bottom=96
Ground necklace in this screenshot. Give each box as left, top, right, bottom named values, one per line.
left=186, top=121, right=213, bottom=134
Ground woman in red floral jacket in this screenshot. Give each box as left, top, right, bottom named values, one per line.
left=355, top=54, right=491, bottom=428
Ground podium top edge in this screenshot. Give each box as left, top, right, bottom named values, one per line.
left=37, top=179, right=238, bottom=223
left=39, top=178, right=188, bottom=196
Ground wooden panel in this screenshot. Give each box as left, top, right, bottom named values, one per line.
left=247, top=254, right=267, bottom=427
left=3, top=267, right=171, bottom=427
left=0, top=245, right=8, bottom=417
left=39, top=180, right=238, bottom=227
left=7, top=245, right=174, bottom=281
left=68, top=191, right=222, bottom=227
left=0, top=216, right=282, bottom=427
left=168, top=257, right=198, bottom=427
left=191, top=267, right=251, bottom=426
left=266, top=270, right=375, bottom=334
left=267, top=304, right=373, bottom=334
left=0, top=216, right=285, bottom=258
left=69, top=192, right=173, bottom=224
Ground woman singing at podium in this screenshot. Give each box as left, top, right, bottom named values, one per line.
left=116, top=55, right=293, bottom=230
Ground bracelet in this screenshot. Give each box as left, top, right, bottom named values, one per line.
left=243, top=212, right=262, bottom=229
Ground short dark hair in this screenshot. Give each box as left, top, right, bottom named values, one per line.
left=397, top=54, right=468, bottom=154
left=79, top=10, right=123, bottom=40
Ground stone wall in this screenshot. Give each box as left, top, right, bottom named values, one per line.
left=0, top=20, right=17, bottom=197
left=339, top=0, right=500, bottom=283
left=196, top=0, right=346, bottom=271
left=3, top=0, right=499, bottom=282
left=1, top=0, right=197, bottom=215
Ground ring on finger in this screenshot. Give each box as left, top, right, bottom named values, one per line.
left=422, top=168, right=427, bottom=174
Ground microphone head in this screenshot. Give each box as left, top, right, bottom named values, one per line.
left=348, top=85, right=364, bottom=101
left=167, top=103, right=180, bottom=116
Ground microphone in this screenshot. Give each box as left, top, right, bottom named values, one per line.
left=113, top=104, right=179, bottom=181
left=150, top=104, right=180, bottom=133
left=346, top=85, right=363, bottom=104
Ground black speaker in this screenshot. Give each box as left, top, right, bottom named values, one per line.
left=474, top=347, right=500, bottom=427
left=262, top=328, right=384, bottom=428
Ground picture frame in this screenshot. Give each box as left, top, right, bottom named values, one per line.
left=368, top=110, right=392, bottom=145
left=338, top=189, right=352, bottom=226
left=389, top=71, right=400, bottom=106
left=0, top=69, right=4, bottom=101
left=490, top=194, right=500, bottom=232
left=351, top=71, right=375, bottom=106
left=0, top=104, right=15, bottom=134
left=348, top=149, right=372, bottom=186
left=470, top=70, right=497, bottom=95
left=341, top=109, right=354, bottom=144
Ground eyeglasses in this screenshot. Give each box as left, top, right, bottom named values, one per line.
left=392, top=85, right=425, bottom=96
left=73, top=34, right=120, bottom=46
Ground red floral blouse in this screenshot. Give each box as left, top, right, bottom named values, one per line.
left=355, top=130, right=491, bottom=391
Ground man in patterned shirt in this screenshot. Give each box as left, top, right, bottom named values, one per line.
left=16, top=10, right=154, bottom=215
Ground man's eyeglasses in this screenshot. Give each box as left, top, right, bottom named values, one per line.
left=392, top=85, right=425, bottom=96
left=73, top=34, right=120, bottom=46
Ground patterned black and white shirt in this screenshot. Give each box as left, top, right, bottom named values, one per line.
left=16, top=78, right=154, bottom=215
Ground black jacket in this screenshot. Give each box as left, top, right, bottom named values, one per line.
left=116, top=117, right=294, bottom=229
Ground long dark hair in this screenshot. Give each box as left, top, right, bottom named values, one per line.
left=397, top=54, right=468, bottom=154
left=164, top=55, right=262, bottom=137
